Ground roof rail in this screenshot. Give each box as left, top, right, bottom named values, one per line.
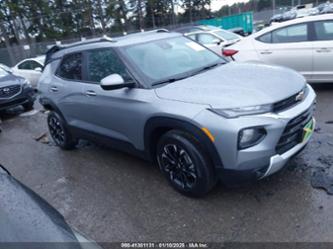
left=44, top=36, right=115, bottom=65
left=155, top=28, right=169, bottom=33
left=123, top=28, right=169, bottom=36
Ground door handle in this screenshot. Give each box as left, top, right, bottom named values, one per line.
left=316, top=48, right=331, bottom=53
left=50, top=86, right=58, bottom=92
left=85, top=90, right=96, bottom=96
left=260, top=51, right=272, bottom=55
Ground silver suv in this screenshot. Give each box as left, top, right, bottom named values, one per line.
left=38, top=31, right=316, bottom=196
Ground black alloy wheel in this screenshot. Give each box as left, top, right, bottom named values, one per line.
left=160, top=143, right=197, bottom=190
left=47, top=111, right=77, bottom=150
left=157, top=130, right=217, bottom=197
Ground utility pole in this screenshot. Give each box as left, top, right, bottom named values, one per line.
left=138, top=0, right=144, bottom=30
left=0, top=22, right=16, bottom=65
left=170, top=0, right=176, bottom=26
left=189, top=0, right=193, bottom=23
left=272, top=0, right=276, bottom=15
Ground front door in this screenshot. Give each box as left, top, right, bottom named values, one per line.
left=79, top=48, right=146, bottom=145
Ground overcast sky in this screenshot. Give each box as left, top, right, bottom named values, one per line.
left=210, top=0, right=250, bottom=10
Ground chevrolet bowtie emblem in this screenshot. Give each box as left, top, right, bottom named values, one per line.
left=295, top=91, right=305, bottom=102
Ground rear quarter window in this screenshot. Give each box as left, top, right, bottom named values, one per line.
left=314, top=20, right=333, bottom=41
left=256, top=32, right=272, bottom=43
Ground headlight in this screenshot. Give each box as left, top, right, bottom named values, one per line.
left=209, top=104, right=272, bottom=118
left=238, top=127, right=266, bottom=149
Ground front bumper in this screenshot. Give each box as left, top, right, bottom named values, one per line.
left=0, top=87, right=37, bottom=111
left=193, top=85, right=316, bottom=185
left=261, top=118, right=315, bottom=178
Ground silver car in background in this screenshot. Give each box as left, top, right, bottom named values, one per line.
left=185, top=27, right=242, bottom=55
left=38, top=31, right=316, bottom=196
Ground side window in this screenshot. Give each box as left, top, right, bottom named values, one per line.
left=272, top=24, right=308, bottom=43
left=18, top=61, right=33, bottom=70
left=86, top=48, right=131, bottom=83
left=18, top=60, right=42, bottom=70
left=197, top=33, right=218, bottom=44
left=56, top=53, right=82, bottom=80
left=314, top=20, right=333, bottom=41
left=256, top=32, right=272, bottom=43
left=30, top=61, right=42, bottom=69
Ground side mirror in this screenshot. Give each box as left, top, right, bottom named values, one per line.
left=100, top=74, right=135, bottom=91
left=34, top=67, right=42, bottom=72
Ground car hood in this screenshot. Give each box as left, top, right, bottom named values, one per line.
left=155, top=62, right=306, bottom=109
left=0, top=74, right=24, bottom=87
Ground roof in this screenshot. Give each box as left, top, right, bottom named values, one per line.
left=173, top=25, right=218, bottom=34
left=46, top=30, right=181, bottom=65
left=255, top=13, right=333, bottom=36
left=13, top=55, right=46, bottom=67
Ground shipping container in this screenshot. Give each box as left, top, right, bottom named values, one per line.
left=198, top=12, right=253, bottom=35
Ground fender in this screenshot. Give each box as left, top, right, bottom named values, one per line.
left=144, top=116, right=223, bottom=169
left=39, top=97, right=66, bottom=121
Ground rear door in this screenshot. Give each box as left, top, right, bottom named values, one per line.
left=312, top=20, right=333, bottom=82
left=53, top=52, right=87, bottom=127
left=255, top=23, right=313, bottom=81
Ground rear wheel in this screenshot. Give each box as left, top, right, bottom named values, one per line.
left=47, top=111, right=77, bottom=150
left=156, top=130, right=217, bottom=197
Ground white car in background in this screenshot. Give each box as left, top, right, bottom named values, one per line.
left=224, top=14, right=333, bottom=83
left=12, top=56, right=45, bottom=87
left=185, top=28, right=242, bottom=55
left=0, top=63, right=12, bottom=73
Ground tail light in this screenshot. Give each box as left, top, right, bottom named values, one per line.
left=222, top=49, right=238, bottom=57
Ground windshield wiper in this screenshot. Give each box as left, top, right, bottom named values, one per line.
left=152, top=75, right=189, bottom=86
left=191, top=62, right=225, bottom=76
left=151, top=61, right=225, bottom=86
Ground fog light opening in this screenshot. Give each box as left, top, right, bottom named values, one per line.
left=238, top=127, right=266, bottom=150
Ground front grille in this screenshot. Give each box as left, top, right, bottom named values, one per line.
left=273, top=87, right=308, bottom=113
left=0, top=85, right=21, bottom=98
left=276, top=105, right=314, bottom=154
left=0, top=98, right=27, bottom=110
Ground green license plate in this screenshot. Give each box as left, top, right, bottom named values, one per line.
left=302, top=118, right=314, bottom=142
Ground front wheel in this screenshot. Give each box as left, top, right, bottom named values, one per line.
left=156, top=130, right=217, bottom=197
left=47, top=111, right=77, bottom=150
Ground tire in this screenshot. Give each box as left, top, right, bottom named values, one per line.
left=47, top=111, right=77, bottom=150
left=23, top=101, right=34, bottom=111
left=156, top=130, right=217, bottom=197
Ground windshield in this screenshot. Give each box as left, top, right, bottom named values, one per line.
left=0, top=68, right=9, bottom=77
left=122, top=36, right=224, bottom=86
left=214, top=30, right=240, bottom=41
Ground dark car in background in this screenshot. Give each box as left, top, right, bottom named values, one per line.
left=0, top=66, right=36, bottom=112
left=0, top=164, right=102, bottom=248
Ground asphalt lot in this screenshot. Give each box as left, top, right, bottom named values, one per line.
left=0, top=84, right=333, bottom=242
